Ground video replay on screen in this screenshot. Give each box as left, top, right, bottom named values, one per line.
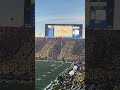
left=45, top=24, right=83, bottom=38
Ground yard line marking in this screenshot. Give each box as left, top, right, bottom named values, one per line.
left=42, top=75, right=47, bottom=77
left=36, top=78, right=42, bottom=81
left=51, top=69, right=54, bottom=71
left=47, top=72, right=51, bottom=74
left=54, top=67, right=58, bottom=69
left=50, top=64, right=56, bottom=66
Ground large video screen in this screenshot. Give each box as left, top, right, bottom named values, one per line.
left=45, top=24, right=83, bottom=38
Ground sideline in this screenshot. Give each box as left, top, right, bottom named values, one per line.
left=44, top=62, right=74, bottom=90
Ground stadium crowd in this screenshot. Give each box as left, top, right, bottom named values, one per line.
left=0, top=27, right=34, bottom=81
left=45, top=61, right=85, bottom=90
left=35, top=38, right=85, bottom=61
left=85, top=31, right=120, bottom=90
left=85, top=69, right=120, bottom=90
left=35, top=37, right=85, bottom=89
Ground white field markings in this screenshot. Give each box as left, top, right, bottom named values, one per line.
left=54, top=67, right=58, bottom=70
left=44, top=62, right=73, bottom=90
left=42, top=75, right=47, bottom=77
left=35, top=60, right=49, bottom=62
left=35, top=60, right=72, bottom=63
left=47, top=72, right=51, bottom=74
left=35, top=60, right=72, bottom=89
left=51, top=63, right=62, bottom=71
left=36, top=61, right=59, bottom=83
left=50, top=64, right=56, bottom=66
left=49, top=63, right=56, bottom=73
left=51, top=69, right=54, bottom=72
left=57, top=65, right=61, bottom=67
left=36, top=78, right=42, bottom=81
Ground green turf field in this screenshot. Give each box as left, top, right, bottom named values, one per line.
left=35, top=60, right=71, bottom=90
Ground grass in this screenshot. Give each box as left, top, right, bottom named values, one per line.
left=35, top=60, right=71, bottom=90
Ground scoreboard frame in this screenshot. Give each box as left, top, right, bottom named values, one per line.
left=45, top=24, right=83, bottom=39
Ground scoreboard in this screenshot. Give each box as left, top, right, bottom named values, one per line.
left=45, top=24, right=83, bottom=39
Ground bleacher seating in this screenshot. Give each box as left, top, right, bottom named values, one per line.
left=45, top=61, right=85, bottom=90
left=0, top=27, right=34, bottom=81
left=35, top=38, right=85, bottom=61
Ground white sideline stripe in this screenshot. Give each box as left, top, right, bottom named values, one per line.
left=35, top=60, right=71, bottom=63
left=44, top=62, right=74, bottom=90
left=35, top=60, right=72, bottom=90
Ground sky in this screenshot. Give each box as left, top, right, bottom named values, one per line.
left=35, top=0, right=85, bottom=38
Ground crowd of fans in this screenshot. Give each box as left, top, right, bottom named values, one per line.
left=35, top=38, right=85, bottom=61
left=85, top=31, right=120, bottom=90
left=0, top=27, right=85, bottom=90
left=45, top=61, right=85, bottom=90
left=0, top=27, right=34, bottom=82
left=72, top=39, right=85, bottom=56
left=85, top=66, right=120, bottom=90
left=35, top=37, right=85, bottom=89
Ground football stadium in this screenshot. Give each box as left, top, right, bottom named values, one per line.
left=35, top=60, right=71, bottom=90
left=35, top=24, right=85, bottom=90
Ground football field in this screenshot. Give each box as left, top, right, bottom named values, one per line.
left=35, top=60, right=71, bottom=90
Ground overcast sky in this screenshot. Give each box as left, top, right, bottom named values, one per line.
left=35, top=0, right=85, bottom=38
